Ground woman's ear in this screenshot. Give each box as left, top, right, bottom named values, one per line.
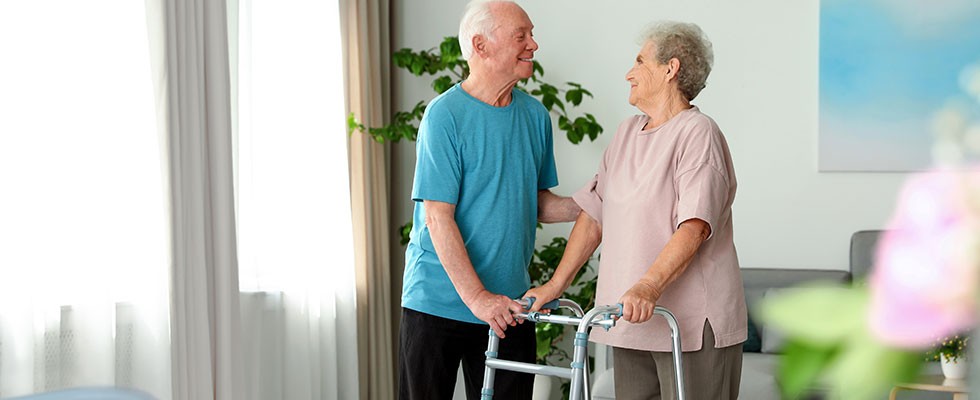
left=666, top=58, right=681, bottom=80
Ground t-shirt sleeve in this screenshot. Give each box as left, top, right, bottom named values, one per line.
left=572, top=173, right=602, bottom=224
left=572, top=145, right=609, bottom=224
left=675, top=164, right=728, bottom=239
left=411, top=108, right=461, bottom=204
left=537, top=114, right=559, bottom=190
left=674, top=122, right=732, bottom=239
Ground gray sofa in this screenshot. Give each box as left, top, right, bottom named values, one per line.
left=591, top=231, right=886, bottom=399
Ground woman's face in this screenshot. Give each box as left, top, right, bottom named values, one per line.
left=625, top=41, right=670, bottom=107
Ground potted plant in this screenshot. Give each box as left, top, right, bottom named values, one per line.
left=926, top=334, right=970, bottom=379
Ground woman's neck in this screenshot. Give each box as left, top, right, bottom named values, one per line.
left=639, top=92, right=692, bottom=129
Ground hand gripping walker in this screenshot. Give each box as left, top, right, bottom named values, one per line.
left=480, top=298, right=686, bottom=400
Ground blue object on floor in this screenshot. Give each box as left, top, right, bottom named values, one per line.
left=4, top=387, right=156, bottom=400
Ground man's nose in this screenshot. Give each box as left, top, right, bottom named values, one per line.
left=527, top=36, right=539, bottom=52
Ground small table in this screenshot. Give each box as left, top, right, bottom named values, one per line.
left=889, top=375, right=968, bottom=400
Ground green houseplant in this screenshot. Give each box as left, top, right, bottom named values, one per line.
left=927, top=334, right=970, bottom=364
left=348, top=36, right=604, bottom=371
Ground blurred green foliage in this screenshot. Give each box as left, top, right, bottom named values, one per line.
left=758, top=284, right=924, bottom=399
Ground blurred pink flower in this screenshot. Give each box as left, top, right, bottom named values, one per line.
left=869, top=167, right=980, bottom=348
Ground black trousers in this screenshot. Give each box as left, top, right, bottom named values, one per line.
left=398, top=307, right=536, bottom=400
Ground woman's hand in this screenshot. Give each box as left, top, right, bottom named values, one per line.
left=619, top=279, right=662, bottom=323
left=522, top=281, right=564, bottom=312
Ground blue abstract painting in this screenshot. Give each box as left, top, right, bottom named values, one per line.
left=819, top=0, right=980, bottom=171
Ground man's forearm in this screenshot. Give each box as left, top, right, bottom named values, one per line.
left=538, top=190, right=581, bottom=223
left=424, top=202, right=486, bottom=304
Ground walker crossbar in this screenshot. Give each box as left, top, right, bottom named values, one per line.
left=480, top=299, right=686, bottom=400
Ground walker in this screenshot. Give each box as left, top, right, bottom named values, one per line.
left=480, top=298, right=686, bottom=400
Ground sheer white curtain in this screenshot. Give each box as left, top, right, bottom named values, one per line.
left=0, top=1, right=171, bottom=398
left=232, top=0, right=359, bottom=399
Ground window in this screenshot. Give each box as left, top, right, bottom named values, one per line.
left=0, top=1, right=170, bottom=397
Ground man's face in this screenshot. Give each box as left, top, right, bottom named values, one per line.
left=482, top=3, right=538, bottom=82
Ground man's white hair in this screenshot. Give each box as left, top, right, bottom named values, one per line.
left=458, top=0, right=515, bottom=60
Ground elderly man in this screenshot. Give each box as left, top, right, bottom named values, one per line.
left=398, top=1, right=578, bottom=399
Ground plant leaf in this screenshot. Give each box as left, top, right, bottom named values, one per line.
left=566, top=89, right=583, bottom=106
left=757, top=284, right=867, bottom=345
left=432, top=75, right=453, bottom=94
left=777, top=340, right=839, bottom=399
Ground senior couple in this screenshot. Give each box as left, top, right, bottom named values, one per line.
left=399, top=1, right=746, bottom=399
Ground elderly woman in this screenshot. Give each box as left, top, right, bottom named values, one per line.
left=524, top=21, right=746, bottom=399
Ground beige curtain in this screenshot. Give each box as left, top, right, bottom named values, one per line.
left=341, top=0, right=395, bottom=399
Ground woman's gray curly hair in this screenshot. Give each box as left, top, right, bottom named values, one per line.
left=642, top=21, right=714, bottom=101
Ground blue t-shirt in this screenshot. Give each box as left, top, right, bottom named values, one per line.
left=402, top=83, right=558, bottom=324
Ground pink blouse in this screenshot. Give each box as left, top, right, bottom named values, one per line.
left=573, top=107, right=747, bottom=352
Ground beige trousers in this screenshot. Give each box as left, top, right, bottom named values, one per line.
left=613, top=320, right=743, bottom=400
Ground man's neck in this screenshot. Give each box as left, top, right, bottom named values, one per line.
left=461, top=70, right=519, bottom=107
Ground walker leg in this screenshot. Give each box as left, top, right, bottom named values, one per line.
left=568, top=331, right=590, bottom=400
left=655, top=307, right=685, bottom=400
left=481, top=329, right=500, bottom=400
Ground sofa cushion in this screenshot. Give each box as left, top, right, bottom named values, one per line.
left=743, top=313, right=762, bottom=352
left=849, top=230, right=883, bottom=281
left=740, top=352, right=781, bottom=400
left=760, top=288, right=788, bottom=353
left=592, top=368, right=615, bottom=400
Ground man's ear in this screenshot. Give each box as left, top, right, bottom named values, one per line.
left=472, top=34, right=488, bottom=58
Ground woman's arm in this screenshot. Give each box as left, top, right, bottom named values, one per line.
left=523, top=210, right=602, bottom=311
left=619, top=218, right=711, bottom=323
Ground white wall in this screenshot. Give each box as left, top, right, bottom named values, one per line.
left=389, top=0, right=911, bottom=274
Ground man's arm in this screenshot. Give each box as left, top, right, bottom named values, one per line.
left=423, top=200, right=524, bottom=337
left=538, top=189, right=581, bottom=223
left=619, top=218, right=711, bottom=323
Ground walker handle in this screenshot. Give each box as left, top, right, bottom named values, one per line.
left=522, top=297, right=560, bottom=311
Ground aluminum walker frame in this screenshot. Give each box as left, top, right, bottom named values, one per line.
left=480, top=298, right=686, bottom=400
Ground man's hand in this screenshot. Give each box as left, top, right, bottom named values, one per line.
left=619, top=278, right=662, bottom=323
left=522, top=281, right=564, bottom=312
left=465, top=289, right=525, bottom=338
